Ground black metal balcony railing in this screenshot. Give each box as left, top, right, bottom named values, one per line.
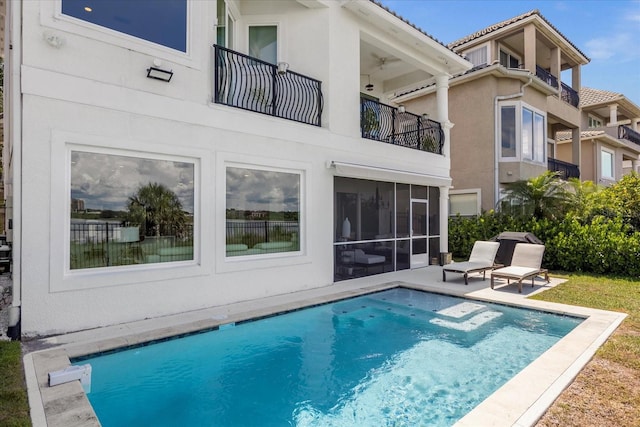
left=548, top=157, right=580, bottom=180
left=560, top=82, right=580, bottom=108
left=618, top=125, right=640, bottom=146
left=535, top=66, right=558, bottom=89
left=360, top=97, right=444, bottom=154
left=213, top=45, right=323, bottom=127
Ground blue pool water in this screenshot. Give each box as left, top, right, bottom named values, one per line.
left=75, top=288, right=582, bottom=426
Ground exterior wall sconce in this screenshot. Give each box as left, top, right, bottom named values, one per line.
left=146, top=66, right=174, bottom=82
left=397, top=105, right=405, bottom=113
left=277, top=62, right=289, bottom=75
left=421, top=113, right=429, bottom=121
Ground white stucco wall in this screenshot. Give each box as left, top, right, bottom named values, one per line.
left=14, top=0, right=454, bottom=336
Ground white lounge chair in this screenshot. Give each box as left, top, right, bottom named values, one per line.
left=490, top=243, right=546, bottom=293
left=442, top=241, right=500, bottom=285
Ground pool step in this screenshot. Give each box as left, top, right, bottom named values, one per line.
left=430, top=310, right=502, bottom=331
left=434, top=302, right=486, bottom=319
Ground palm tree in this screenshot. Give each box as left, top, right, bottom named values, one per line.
left=126, top=183, right=187, bottom=237
left=500, top=171, right=568, bottom=220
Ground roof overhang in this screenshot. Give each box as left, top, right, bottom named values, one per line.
left=328, top=160, right=452, bottom=187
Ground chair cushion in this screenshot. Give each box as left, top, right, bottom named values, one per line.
left=491, top=266, right=540, bottom=280
left=443, top=261, right=493, bottom=274
left=354, top=249, right=385, bottom=265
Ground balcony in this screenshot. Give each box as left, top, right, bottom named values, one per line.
left=548, top=157, right=580, bottom=180
left=360, top=96, right=444, bottom=154
left=618, top=125, right=640, bottom=147
left=213, top=45, right=323, bottom=127
left=535, top=66, right=579, bottom=108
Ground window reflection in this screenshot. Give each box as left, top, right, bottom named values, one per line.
left=226, top=167, right=300, bottom=257
left=70, top=151, right=195, bottom=270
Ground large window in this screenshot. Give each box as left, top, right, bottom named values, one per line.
left=464, top=45, right=488, bottom=67
left=500, top=102, right=546, bottom=163
left=601, top=148, right=615, bottom=180
left=61, top=0, right=187, bottom=52
left=70, top=151, right=195, bottom=270
left=226, top=166, right=300, bottom=257
left=499, top=48, right=520, bottom=69
left=449, top=190, right=480, bottom=217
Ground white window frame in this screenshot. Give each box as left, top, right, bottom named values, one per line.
left=50, top=131, right=210, bottom=292
left=600, top=147, right=615, bottom=181
left=499, top=45, right=521, bottom=69
left=41, top=1, right=204, bottom=68
left=243, top=16, right=285, bottom=63
left=216, top=0, right=239, bottom=49
left=216, top=152, right=311, bottom=274
left=588, top=114, right=603, bottom=128
left=449, top=189, right=481, bottom=217
left=498, top=101, right=547, bottom=165
left=463, top=43, right=490, bottom=67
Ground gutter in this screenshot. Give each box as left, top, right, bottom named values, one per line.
left=6, top=0, right=23, bottom=340
left=493, top=75, right=533, bottom=207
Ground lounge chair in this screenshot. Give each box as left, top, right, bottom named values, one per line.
left=442, top=241, right=500, bottom=285
left=490, top=243, right=546, bottom=293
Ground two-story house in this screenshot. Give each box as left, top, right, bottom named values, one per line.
left=2, top=0, right=470, bottom=337
left=555, top=87, right=640, bottom=185
left=393, top=10, right=589, bottom=215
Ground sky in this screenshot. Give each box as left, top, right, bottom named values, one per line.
left=378, top=0, right=640, bottom=104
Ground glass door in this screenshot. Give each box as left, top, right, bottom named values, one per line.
left=410, top=199, right=428, bottom=268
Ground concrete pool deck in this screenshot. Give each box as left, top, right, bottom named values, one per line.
left=23, top=266, right=626, bottom=427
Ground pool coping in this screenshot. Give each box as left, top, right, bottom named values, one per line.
left=22, top=269, right=627, bottom=427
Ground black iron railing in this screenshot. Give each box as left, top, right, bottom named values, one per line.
left=561, top=82, right=580, bottom=107
left=360, top=96, right=444, bottom=154
left=535, top=66, right=558, bottom=89
left=618, top=125, right=640, bottom=146
left=548, top=157, right=580, bottom=180
left=70, top=222, right=194, bottom=269
left=213, top=45, right=323, bottom=127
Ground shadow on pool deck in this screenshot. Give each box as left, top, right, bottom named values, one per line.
left=22, top=266, right=626, bottom=427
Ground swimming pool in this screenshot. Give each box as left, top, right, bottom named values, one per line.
left=73, top=288, right=582, bottom=426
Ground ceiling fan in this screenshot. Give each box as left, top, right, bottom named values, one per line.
left=371, top=53, right=401, bottom=70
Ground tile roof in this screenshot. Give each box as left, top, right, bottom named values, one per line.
left=448, top=9, right=589, bottom=61
left=555, top=129, right=606, bottom=142
left=580, top=87, right=624, bottom=107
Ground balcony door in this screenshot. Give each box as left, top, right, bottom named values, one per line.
left=410, top=199, right=429, bottom=269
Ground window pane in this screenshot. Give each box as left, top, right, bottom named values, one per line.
left=249, top=26, right=277, bottom=64
left=534, top=113, right=545, bottom=163
left=226, top=167, right=300, bottom=256
left=500, top=50, right=508, bottom=68
left=70, top=152, right=195, bottom=269
left=465, top=46, right=487, bottom=67
left=450, top=193, right=478, bottom=216
left=396, top=184, right=410, bottom=238
left=429, top=187, right=440, bottom=235
left=62, top=0, right=187, bottom=52
left=601, top=150, right=614, bottom=179
left=522, top=108, right=533, bottom=160
left=501, top=106, right=516, bottom=157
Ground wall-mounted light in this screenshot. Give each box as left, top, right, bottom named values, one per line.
left=421, top=113, right=429, bottom=121
left=397, top=105, right=405, bottom=114
left=146, top=66, right=174, bottom=82
left=277, top=62, right=289, bottom=75
left=365, top=74, right=374, bottom=91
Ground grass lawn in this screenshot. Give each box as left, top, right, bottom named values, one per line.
left=0, top=273, right=638, bottom=426
left=533, top=274, right=640, bottom=426
left=0, top=340, right=31, bottom=427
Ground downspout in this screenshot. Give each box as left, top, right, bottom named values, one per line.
left=6, top=0, right=23, bottom=340
left=493, top=75, right=533, bottom=207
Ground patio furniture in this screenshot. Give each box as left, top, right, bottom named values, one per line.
left=490, top=243, right=546, bottom=293
left=354, top=249, right=386, bottom=273
left=442, top=241, right=500, bottom=285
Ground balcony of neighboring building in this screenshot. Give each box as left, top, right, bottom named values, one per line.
left=548, top=157, right=580, bottom=180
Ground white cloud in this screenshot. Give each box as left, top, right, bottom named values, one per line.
left=585, top=32, right=639, bottom=61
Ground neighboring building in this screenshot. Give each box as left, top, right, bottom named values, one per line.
left=393, top=10, right=589, bottom=214
left=1, top=0, right=470, bottom=336
left=556, top=87, right=640, bottom=185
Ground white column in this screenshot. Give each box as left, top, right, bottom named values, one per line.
left=633, top=159, right=639, bottom=174
left=439, top=185, right=449, bottom=254
left=435, top=73, right=451, bottom=157
left=609, top=104, right=618, bottom=126
left=632, top=118, right=639, bottom=132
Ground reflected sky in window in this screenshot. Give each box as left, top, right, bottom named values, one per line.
left=71, top=151, right=194, bottom=212
left=226, top=167, right=299, bottom=212
left=62, top=0, right=187, bottom=52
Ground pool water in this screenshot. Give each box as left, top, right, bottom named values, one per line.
left=75, top=288, right=582, bottom=426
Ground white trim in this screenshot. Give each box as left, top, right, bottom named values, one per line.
left=50, top=131, right=211, bottom=292
left=216, top=152, right=312, bottom=274
left=462, top=42, right=491, bottom=67
left=498, top=101, right=547, bottom=164
left=244, top=17, right=287, bottom=64
left=329, top=161, right=452, bottom=187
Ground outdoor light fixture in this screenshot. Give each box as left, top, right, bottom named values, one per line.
left=365, top=74, right=374, bottom=91
left=397, top=105, right=405, bottom=113
left=146, top=66, right=174, bottom=82
left=277, top=62, right=289, bottom=75
left=421, top=113, right=429, bottom=121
